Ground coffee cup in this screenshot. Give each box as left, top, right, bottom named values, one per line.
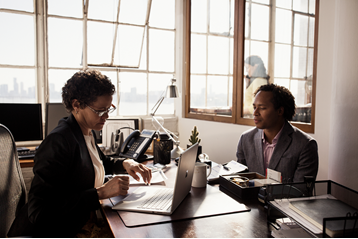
left=191, top=162, right=212, bottom=188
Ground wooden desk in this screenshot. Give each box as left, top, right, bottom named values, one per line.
left=100, top=160, right=274, bottom=238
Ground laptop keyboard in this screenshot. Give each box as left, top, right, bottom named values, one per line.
left=138, top=188, right=173, bottom=211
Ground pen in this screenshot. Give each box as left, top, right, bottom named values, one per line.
left=223, top=165, right=230, bottom=171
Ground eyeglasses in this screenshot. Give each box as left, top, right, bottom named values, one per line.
left=86, top=104, right=116, bottom=117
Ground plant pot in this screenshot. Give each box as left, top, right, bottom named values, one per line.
left=187, top=144, right=202, bottom=162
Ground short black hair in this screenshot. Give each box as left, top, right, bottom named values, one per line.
left=254, top=84, right=296, bottom=121
left=62, top=69, right=115, bottom=112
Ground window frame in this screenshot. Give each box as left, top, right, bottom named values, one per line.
left=185, top=0, right=319, bottom=133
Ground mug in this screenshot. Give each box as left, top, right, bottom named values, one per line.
left=191, top=162, right=212, bottom=188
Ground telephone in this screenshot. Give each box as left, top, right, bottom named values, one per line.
left=118, top=129, right=156, bottom=162
left=110, top=129, right=123, bottom=155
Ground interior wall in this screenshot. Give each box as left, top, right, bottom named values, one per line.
left=328, top=0, right=358, bottom=191
left=176, top=0, right=355, bottom=186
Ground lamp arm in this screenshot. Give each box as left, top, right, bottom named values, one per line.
left=151, top=96, right=165, bottom=116
left=152, top=116, right=178, bottom=144
left=164, top=128, right=179, bottom=141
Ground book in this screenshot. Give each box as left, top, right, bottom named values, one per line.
left=289, top=198, right=358, bottom=237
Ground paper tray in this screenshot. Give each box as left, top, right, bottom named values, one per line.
left=219, top=172, right=265, bottom=200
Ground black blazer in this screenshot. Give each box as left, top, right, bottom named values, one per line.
left=9, top=114, right=126, bottom=237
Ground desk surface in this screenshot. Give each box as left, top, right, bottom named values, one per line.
left=100, top=160, right=274, bottom=238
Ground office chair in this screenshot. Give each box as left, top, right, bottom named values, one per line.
left=0, top=124, right=27, bottom=237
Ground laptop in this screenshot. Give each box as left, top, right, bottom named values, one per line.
left=112, top=143, right=199, bottom=215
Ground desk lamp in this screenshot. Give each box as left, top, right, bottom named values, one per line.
left=151, top=78, right=184, bottom=159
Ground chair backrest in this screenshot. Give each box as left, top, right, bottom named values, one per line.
left=0, top=124, right=27, bottom=237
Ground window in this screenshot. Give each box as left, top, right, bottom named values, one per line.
left=185, top=0, right=319, bottom=133
left=1, top=0, right=176, bottom=117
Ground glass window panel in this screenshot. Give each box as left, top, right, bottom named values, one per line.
left=250, top=41, right=269, bottom=70
left=149, top=29, right=174, bottom=72
left=276, top=0, right=291, bottom=9
left=245, top=3, right=249, bottom=38
left=100, top=71, right=118, bottom=116
left=48, top=69, right=78, bottom=102
left=274, top=79, right=290, bottom=91
left=307, top=48, right=314, bottom=78
left=252, top=0, right=269, bottom=5
left=87, top=21, right=115, bottom=65
left=208, top=36, right=230, bottom=74
left=274, top=44, right=291, bottom=77
left=138, top=30, right=147, bottom=71
left=244, top=40, right=250, bottom=63
left=230, top=38, right=234, bottom=75
left=190, top=75, right=206, bottom=108
left=251, top=4, right=269, bottom=41
left=228, top=76, right=233, bottom=108
left=0, top=0, right=33, bottom=12
left=230, top=0, right=235, bottom=36
left=118, top=72, right=147, bottom=116
left=292, top=46, right=307, bottom=78
left=0, top=13, right=35, bottom=66
left=119, top=0, right=147, bottom=25
left=48, top=18, right=83, bottom=67
left=87, top=0, right=118, bottom=22
left=149, top=0, right=175, bottom=29
left=290, top=80, right=306, bottom=106
left=293, top=0, right=308, bottom=13
left=309, top=0, right=315, bottom=14
left=209, top=0, right=230, bottom=34
left=207, top=75, right=228, bottom=108
left=47, top=0, right=82, bottom=18
left=191, top=34, right=207, bottom=74
left=114, top=25, right=144, bottom=67
left=149, top=73, right=174, bottom=115
left=294, top=14, right=308, bottom=47
left=308, top=17, right=315, bottom=47
left=191, top=0, right=207, bottom=33
left=275, top=9, right=292, bottom=44
left=0, top=68, right=36, bottom=103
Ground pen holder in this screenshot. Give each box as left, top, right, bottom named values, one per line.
left=154, top=134, right=173, bottom=165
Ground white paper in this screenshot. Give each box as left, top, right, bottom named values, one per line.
left=208, top=160, right=248, bottom=181
left=113, top=170, right=166, bottom=185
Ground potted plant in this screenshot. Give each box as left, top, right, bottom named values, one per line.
left=187, top=126, right=202, bottom=161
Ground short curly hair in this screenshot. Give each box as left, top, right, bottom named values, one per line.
left=62, top=69, right=115, bottom=112
left=254, top=84, right=296, bottom=121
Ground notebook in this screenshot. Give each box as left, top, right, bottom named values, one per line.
left=112, top=143, right=199, bottom=215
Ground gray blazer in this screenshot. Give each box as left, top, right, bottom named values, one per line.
left=236, top=121, right=318, bottom=183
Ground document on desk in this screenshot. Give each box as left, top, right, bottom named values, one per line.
left=208, top=160, right=248, bottom=182
left=113, top=170, right=167, bottom=185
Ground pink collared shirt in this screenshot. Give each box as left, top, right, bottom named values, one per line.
left=262, top=124, right=284, bottom=171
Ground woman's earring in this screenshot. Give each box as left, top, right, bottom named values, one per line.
left=76, top=110, right=78, bottom=114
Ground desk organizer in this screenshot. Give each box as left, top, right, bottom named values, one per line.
left=219, top=172, right=265, bottom=200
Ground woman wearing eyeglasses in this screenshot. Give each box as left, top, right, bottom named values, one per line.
left=8, top=69, right=152, bottom=237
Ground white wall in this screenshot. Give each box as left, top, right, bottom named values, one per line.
left=176, top=0, right=358, bottom=191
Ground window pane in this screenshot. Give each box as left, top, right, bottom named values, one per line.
left=138, top=30, right=147, bottom=71
left=294, top=14, right=308, bottom=47
left=0, top=0, right=33, bottom=12
left=293, top=0, right=308, bottom=13
left=48, top=18, right=83, bottom=67
left=274, top=78, right=290, bottom=90
left=250, top=41, right=269, bottom=69
left=307, top=48, right=314, bottom=77
left=114, top=25, right=144, bottom=67
left=275, top=9, right=292, bottom=44
left=309, top=0, right=315, bottom=14
left=191, top=0, right=207, bottom=33
left=230, top=0, right=234, bottom=36
left=251, top=3, right=269, bottom=41
left=0, top=68, right=36, bottom=103
left=149, top=73, right=174, bottom=115
left=101, top=71, right=118, bottom=116
left=209, top=0, right=230, bottom=35
left=149, top=0, right=175, bottom=29
left=87, top=0, right=118, bottom=22
left=252, top=0, right=269, bottom=4
left=47, top=0, right=82, bottom=18
left=119, top=0, right=148, bottom=25
left=87, top=21, right=115, bottom=64
left=274, top=44, right=291, bottom=78
left=0, top=13, right=35, bottom=66
left=48, top=69, right=78, bottom=102
left=245, top=3, right=249, bottom=38
left=207, top=75, right=228, bottom=108
left=119, top=72, right=147, bottom=116
left=230, top=38, right=234, bottom=75
left=191, top=34, right=207, bottom=74
left=308, top=17, right=315, bottom=47
left=149, top=29, right=174, bottom=72
left=290, top=79, right=307, bottom=106
left=276, top=0, right=291, bottom=9
left=208, top=36, right=230, bottom=74
left=190, top=75, right=206, bottom=108
left=292, top=46, right=307, bottom=78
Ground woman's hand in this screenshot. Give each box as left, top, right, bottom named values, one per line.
left=123, top=159, right=152, bottom=185
left=96, top=176, right=129, bottom=200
